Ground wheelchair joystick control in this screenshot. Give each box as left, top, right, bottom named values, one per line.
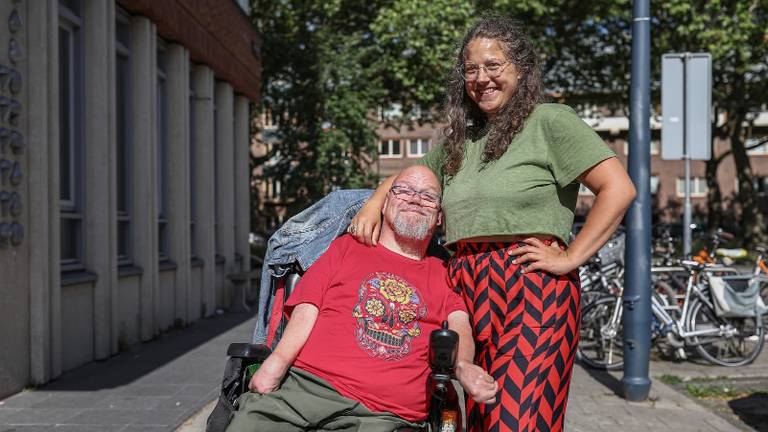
left=430, top=321, right=458, bottom=374
left=428, top=321, right=462, bottom=432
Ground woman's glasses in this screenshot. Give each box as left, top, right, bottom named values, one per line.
left=459, top=60, right=511, bottom=81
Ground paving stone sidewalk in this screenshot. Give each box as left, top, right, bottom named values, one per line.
left=3, top=309, right=765, bottom=432
left=0, top=312, right=255, bottom=432
left=564, top=350, right=768, bottom=432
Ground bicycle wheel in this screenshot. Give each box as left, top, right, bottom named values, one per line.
left=686, top=298, right=765, bottom=367
left=577, top=296, right=624, bottom=370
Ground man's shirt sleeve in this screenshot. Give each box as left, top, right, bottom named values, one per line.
left=284, top=236, right=346, bottom=315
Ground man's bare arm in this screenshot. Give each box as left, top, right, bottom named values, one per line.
left=249, top=303, right=319, bottom=393
left=448, top=310, right=498, bottom=404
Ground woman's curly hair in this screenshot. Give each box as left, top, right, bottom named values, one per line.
left=442, top=15, right=544, bottom=178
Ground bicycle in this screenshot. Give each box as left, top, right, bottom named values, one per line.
left=754, top=245, right=768, bottom=274
left=578, top=260, right=765, bottom=370
left=579, top=256, right=623, bottom=306
left=578, top=229, right=625, bottom=305
left=651, top=227, right=741, bottom=309
left=753, top=245, right=768, bottom=324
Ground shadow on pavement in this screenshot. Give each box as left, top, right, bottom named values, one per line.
left=40, top=311, right=254, bottom=392
left=728, top=392, right=768, bottom=432
left=577, top=361, right=623, bottom=397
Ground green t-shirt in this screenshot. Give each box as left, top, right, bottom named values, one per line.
left=418, top=103, right=615, bottom=246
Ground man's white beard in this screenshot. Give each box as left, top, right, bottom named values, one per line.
left=392, top=211, right=432, bottom=240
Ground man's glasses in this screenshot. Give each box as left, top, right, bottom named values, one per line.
left=390, top=184, right=441, bottom=208
left=459, top=60, right=511, bottom=81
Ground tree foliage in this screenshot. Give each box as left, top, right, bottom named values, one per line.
left=251, top=0, right=768, bottom=244
left=651, top=0, right=768, bottom=246
left=251, top=0, right=387, bottom=220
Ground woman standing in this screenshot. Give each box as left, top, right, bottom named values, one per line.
left=351, top=16, right=636, bottom=432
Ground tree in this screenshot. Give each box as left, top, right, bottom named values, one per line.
left=250, top=0, right=472, bottom=229
left=488, top=0, right=768, bottom=246
left=653, top=0, right=768, bottom=246
left=251, top=0, right=384, bottom=222
left=252, top=0, right=768, bottom=245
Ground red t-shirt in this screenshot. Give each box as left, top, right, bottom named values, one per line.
left=285, top=234, right=466, bottom=422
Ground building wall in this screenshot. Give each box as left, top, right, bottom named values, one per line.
left=375, top=122, right=444, bottom=178
left=0, top=0, right=33, bottom=398
left=0, top=0, right=257, bottom=399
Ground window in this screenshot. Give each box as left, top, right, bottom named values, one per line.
left=233, top=116, right=238, bottom=248
left=378, top=139, right=401, bottom=158
left=587, top=176, right=658, bottom=195
left=264, top=178, right=282, bottom=199
left=213, top=100, right=220, bottom=255
left=189, top=69, right=197, bottom=258
left=59, top=0, right=84, bottom=270
left=755, top=176, right=768, bottom=196
left=650, top=175, right=659, bottom=195
left=116, top=7, right=132, bottom=264
left=407, top=138, right=431, bottom=157
left=157, top=40, right=169, bottom=260
left=676, top=177, right=707, bottom=197
left=746, top=136, right=768, bottom=155
left=623, top=139, right=660, bottom=155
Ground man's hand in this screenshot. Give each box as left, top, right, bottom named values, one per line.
left=249, top=354, right=288, bottom=394
left=455, top=360, right=498, bottom=404
left=248, top=303, right=318, bottom=394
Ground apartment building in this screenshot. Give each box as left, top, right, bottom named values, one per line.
left=374, top=112, right=768, bottom=223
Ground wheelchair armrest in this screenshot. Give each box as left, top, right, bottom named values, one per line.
left=226, top=343, right=272, bottom=360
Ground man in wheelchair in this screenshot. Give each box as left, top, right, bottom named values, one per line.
left=225, top=167, right=497, bottom=431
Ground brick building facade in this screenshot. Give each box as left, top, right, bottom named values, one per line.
left=374, top=113, right=768, bottom=224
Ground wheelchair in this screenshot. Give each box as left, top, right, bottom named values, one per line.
left=207, top=265, right=465, bottom=432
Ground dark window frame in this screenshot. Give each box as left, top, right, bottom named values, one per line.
left=116, top=6, right=133, bottom=266
left=59, top=0, right=85, bottom=272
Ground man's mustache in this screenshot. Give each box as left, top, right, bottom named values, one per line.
left=397, top=205, right=430, bottom=216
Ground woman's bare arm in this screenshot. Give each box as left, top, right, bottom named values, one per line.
left=508, top=157, right=636, bottom=274
left=350, top=174, right=396, bottom=246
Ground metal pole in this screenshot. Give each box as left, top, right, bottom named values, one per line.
left=682, top=54, right=692, bottom=256
left=683, top=156, right=692, bottom=255
left=622, top=0, right=652, bottom=402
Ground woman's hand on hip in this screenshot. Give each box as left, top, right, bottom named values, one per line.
left=507, top=238, right=577, bottom=275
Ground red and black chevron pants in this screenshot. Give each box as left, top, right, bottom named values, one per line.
left=449, top=242, right=581, bottom=432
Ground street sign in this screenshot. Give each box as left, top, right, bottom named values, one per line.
left=661, top=53, right=712, bottom=160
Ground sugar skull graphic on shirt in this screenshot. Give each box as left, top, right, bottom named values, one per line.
left=352, top=272, right=427, bottom=360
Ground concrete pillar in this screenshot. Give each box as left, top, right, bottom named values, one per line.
left=130, top=17, right=159, bottom=340
left=192, top=66, right=216, bottom=317
left=0, top=0, right=31, bottom=397
left=214, top=82, right=235, bottom=306
left=166, top=44, right=191, bottom=323
left=234, top=95, right=251, bottom=278
left=27, top=0, right=58, bottom=384
left=83, top=0, right=116, bottom=360
left=48, top=0, right=63, bottom=381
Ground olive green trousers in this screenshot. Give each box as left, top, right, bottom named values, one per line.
left=225, top=367, right=424, bottom=432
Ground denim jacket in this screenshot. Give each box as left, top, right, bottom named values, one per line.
left=252, top=189, right=374, bottom=343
